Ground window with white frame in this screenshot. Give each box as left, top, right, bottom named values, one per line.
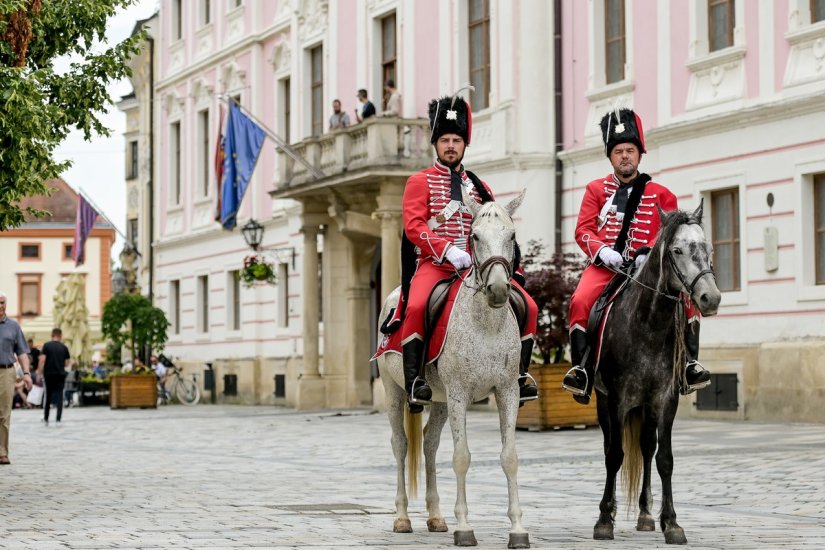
left=813, top=0, right=825, bottom=22
left=170, top=121, right=181, bottom=205
left=197, top=109, right=210, bottom=197
left=814, top=173, right=825, bottom=285
left=310, top=45, right=323, bottom=138
left=170, top=280, right=180, bottom=335
left=128, top=140, right=138, bottom=179
left=200, top=0, right=211, bottom=26
left=278, top=263, right=289, bottom=327
left=227, top=270, right=241, bottom=330
left=468, top=0, right=490, bottom=109
left=280, top=77, right=291, bottom=144
left=605, top=0, right=625, bottom=84
left=708, top=0, right=735, bottom=52
left=197, top=274, right=209, bottom=333
left=172, top=0, right=182, bottom=41
left=711, top=188, right=741, bottom=291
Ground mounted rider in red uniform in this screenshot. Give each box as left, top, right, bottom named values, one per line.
left=562, top=108, right=712, bottom=404
left=396, top=94, right=539, bottom=413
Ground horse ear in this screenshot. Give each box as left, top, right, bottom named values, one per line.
left=692, top=197, right=704, bottom=223
left=504, top=188, right=526, bottom=218
left=461, top=184, right=481, bottom=218
left=656, top=204, right=666, bottom=223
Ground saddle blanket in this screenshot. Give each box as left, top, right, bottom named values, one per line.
left=371, top=279, right=464, bottom=365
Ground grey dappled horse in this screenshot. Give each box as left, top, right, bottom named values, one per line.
left=593, top=202, right=721, bottom=545
left=377, top=187, right=530, bottom=549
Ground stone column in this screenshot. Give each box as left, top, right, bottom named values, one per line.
left=375, top=181, right=403, bottom=297
left=295, top=222, right=325, bottom=410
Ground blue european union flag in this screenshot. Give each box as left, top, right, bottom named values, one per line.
left=220, top=102, right=266, bottom=230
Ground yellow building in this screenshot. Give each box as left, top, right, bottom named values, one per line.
left=0, top=179, right=115, bottom=345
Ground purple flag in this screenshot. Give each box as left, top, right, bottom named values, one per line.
left=72, top=195, right=99, bottom=266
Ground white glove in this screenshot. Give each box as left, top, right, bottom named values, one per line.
left=598, top=247, right=624, bottom=269
left=445, top=245, right=472, bottom=270
left=634, top=253, right=648, bottom=269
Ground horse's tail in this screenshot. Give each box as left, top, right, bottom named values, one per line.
left=621, top=408, right=644, bottom=514
left=404, top=406, right=422, bottom=499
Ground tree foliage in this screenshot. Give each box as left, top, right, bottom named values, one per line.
left=522, top=240, right=584, bottom=364
left=0, top=0, right=143, bottom=229
left=102, top=293, right=169, bottom=365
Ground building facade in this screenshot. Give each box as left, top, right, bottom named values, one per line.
left=560, top=0, right=825, bottom=422
left=137, top=0, right=557, bottom=408
left=0, top=179, right=115, bottom=345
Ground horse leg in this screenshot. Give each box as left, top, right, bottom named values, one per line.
left=595, top=399, right=623, bottom=540
left=637, top=409, right=658, bottom=532
left=424, top=402, right=449, bottom=533
left=386, top=379, right=412, bottom=533
left=494, top=384, right=530, bottom=549
left=448, top=392, right=477, bottom=546
left=657, top=402, right=687, bottom=545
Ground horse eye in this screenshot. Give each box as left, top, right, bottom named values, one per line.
left=510, top=234, right=515, bottom=241
left=673, top=248, right=683, bottom=255
left=471, top=234, right=479, bottom=241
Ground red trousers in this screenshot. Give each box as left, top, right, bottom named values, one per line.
left=401, top=261, right=538, bottom=343
left=569, top=263, right=699, bottom=334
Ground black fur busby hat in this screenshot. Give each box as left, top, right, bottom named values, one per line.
left=428, top=95, right=473, bottom=145
left=599, top=108, right=646, bottom=157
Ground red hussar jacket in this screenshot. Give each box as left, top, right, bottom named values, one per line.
left=402, top=161, right=492, bottom=262
left=575, top=173, right=677, bottom=262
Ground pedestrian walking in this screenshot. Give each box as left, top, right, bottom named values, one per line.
left=38, top=328, right=71, bottom=426
left=0, top=291, right=32, bottom=464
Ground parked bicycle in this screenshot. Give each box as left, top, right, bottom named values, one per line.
left=157, top=355, right=201, bottom=406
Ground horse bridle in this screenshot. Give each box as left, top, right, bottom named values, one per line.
left=667, top=251, right=715, bottom=301
left=467, top=231, right=514, bottom=291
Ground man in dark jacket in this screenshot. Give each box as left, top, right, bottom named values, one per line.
left=38, top=328, right=71, bottom=425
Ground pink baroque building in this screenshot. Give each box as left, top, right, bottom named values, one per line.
left=560, top=0, right=825, bottom=422
left=144, top=0, right=559, bottom=409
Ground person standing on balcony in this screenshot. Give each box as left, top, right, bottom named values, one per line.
left=397, top=94, right=539, bottom=413
left=380, top=79, right=401, bottom=117
left=0, top=291, right=32, bottom=464
left=355, top=89, right=376, bottom=123
left=328, top=99, right=351, bottom=130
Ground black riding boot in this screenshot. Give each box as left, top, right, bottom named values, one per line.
left=681, top=322, right=711, bottom=395
left=562, top=329, right=594, bottom=405
left=517, top=338, right=539, bottom=405
left=402, top=339, right=431, bottom=413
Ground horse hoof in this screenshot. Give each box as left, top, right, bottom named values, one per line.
left=593, top=523, right=614, bottom=540
left=393, top=518, right=412, bottom=533
left=428, top=518, right=448, bottom=532
left=454, top=530, right=478, bottom=546
left=664, top=527, right=687, bottom=545
left=637, top=515, right=656, bottom=531
left=508, top=532, right=530, bottom=548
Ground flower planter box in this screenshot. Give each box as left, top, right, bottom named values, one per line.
left=110, top=375, right=157, bottom=409
left=516, top=362, right=598, bottom=431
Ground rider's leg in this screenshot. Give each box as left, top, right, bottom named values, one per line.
left=510, top=281, right=539, bottom=401
left=563, top=328, right=593, bottom=403
left=681, top=319, right=711, bottom=394
left=402, top=337, right=429, bottom=413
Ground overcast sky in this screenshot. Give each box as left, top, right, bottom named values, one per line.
left=52, top=0, right=159, bottom=264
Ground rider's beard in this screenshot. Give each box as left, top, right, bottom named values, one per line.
left=438, top=151, right=464, bottom=170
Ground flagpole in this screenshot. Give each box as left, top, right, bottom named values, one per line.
left=220, top=95, right=326, bottom=180
left=78, top=188, right=129, bottom=243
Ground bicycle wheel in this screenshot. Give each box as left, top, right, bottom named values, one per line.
left=175, top=377, right=201, bottom=406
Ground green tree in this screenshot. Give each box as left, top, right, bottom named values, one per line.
left=102, top=293, right=169, bottom=365
left=0, top=0, right=142, bottom=228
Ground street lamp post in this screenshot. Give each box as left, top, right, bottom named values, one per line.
left=242, top=219, right=264, bottom=251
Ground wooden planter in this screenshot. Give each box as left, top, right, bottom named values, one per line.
left=110, top=375, right=157, bottom=409
left=516, top=362, right=598, bottom=431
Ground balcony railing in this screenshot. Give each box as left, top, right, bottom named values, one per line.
left=276, top=117, right=431, bottom=192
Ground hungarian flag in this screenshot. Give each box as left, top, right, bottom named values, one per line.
left=214, top=104, right=225, bottom=222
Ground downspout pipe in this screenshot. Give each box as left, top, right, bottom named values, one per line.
left=554, top=0, right=563, bottom=253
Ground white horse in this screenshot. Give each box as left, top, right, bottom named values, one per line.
left=377, top=187, right=530, bottom=548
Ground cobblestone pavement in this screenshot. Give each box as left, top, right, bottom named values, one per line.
left=1, top=404, right=823, bottom=549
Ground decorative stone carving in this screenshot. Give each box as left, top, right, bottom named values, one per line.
left=191, top=78, right=214, bottom=106
left=220, top=62, right=247, bottom=96
left=269, top=40, right=292, bottom=73
left=163, top=91, right=185, bottom=116
left=296, top=0, right=328, bottom=41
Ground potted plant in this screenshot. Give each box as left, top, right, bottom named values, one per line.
left=517, top=240, right=598, bottom=430
left=240, top=254, right=277, bottom=287
left=102, top=293, right=169, bottom=409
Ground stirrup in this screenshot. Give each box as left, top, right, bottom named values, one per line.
left=561, top=366, right=588, bottom=397
left=410, top=377, right=432, bottom=405
left=518, top=373, right=539, bottom=403
left=681, top=360, right=711, bottom=395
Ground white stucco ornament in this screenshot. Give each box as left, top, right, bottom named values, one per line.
left=446, top=109, right=458, bottom=120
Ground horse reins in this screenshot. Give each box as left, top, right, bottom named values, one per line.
left=667, top=252, right=715, bottom=297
